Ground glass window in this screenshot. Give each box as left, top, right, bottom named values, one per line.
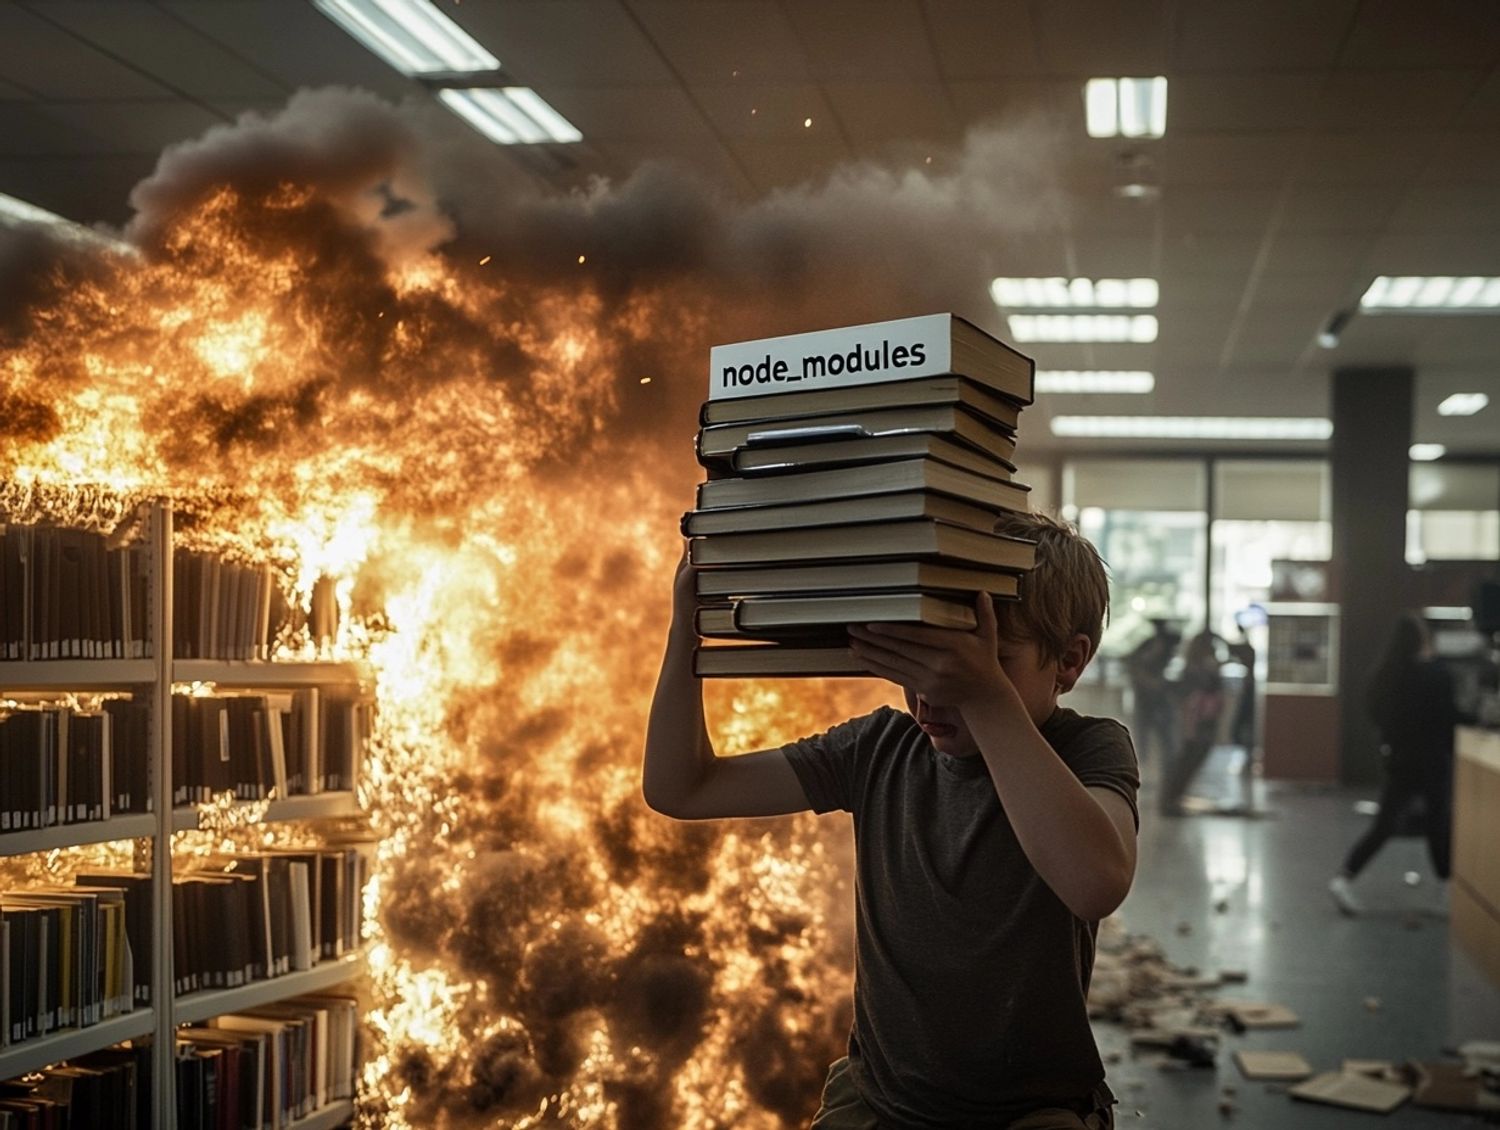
left=1406, top=462, right=1500, bottom=563
left=1064, top=459, right=1207, bottom=661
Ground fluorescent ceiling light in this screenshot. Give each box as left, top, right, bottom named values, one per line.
left=990, top=277, right=1158, bottom=309
left=1360, top=275, right=1500, bottom=312
left=1085, top=77, right=1167, bottom=138
left=438, top=88, right=581, bottom=144
left=1035, top=370, right=1155, bottom=393
left=1050, top=416, right=1332, bottom=440
left=1008, top=314, right=1158, bottom=343
left=1437, top=392, right=1489, bottom=416
left=1409, top=443, right=1446, bottom=461
left=0, top=191, right=133, bottom=252
left=312, top=0, right=498, bottom=75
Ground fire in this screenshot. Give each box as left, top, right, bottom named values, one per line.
left=1, top=167, right=891, bottom=1125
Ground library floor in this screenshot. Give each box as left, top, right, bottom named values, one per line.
left=1101, top=748, right=1500, bottom=1128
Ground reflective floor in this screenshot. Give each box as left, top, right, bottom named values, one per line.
left=1100, top=748, right=1500, bottom=1128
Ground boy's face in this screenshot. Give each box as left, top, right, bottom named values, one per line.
left=903, top=636, right=1060, bottom=758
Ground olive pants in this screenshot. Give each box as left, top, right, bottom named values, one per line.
left=809, top=1058, right=1114, bottom=1130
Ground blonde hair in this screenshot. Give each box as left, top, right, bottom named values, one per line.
left=991, top=511, right=1110, bottom=667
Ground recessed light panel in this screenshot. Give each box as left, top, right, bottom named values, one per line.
left=1008, top=315, right=1158, bottom=343
left=312, top=0, right=499, bottom=75
left=1085, top=77, right=1167, bottom=138
left=438, top=88, right=581, bottom=144
left=1360, top=276, right=1500, bottom=312
left=1409, top=444, right=1447, bottom=461
left=1437, top=392, right=1490, bottom=416
left=990, top=277, right=1158, bottom=309
left=1035, top=371, right=1155, bottom=393
left=1050, top=416, right=1331, bottom=440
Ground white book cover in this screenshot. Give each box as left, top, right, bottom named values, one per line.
left=711, top=313, right=977, bottom=400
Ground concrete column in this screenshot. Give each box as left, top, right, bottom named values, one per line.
left=1331, top=366, right=1413, bottom=784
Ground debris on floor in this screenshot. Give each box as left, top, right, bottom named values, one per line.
left=1232, top=1050, right=1314, bottom=1081
left=1288, top=1070, right=1412, bottom=1113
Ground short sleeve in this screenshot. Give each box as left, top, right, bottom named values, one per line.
left=780, top=708, right=891, bottom=816
left=1053, top=716, right=1141, bottom=831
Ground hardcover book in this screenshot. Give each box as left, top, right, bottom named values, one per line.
left=709, top=313, right=1033, bottom=405
left=696, top=458, right=1030, bottom=517
left=689, top=518, right=1037, bottom=571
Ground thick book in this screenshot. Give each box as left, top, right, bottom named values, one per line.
left=698, top=402, right=1016, bottom=465
left=729, top=429, right=1016, bottom=480
left=683, top=490, right=1007, bottom=538
left=701, top=374, right=1023, bottom=431
left=695, top=559, right=1023, bottom=600
left=689, top=518, right=1036, bottom=571
left=694, top=644, right=871, bottom=678
left=709, top=313, right=1033, bottom=406
left=697, top=456, right=1031, bottom=514
left=739, top=591, right=982, bottom=632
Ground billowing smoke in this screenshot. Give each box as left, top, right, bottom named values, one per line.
left=0, top=86, right=1056, bottom=1127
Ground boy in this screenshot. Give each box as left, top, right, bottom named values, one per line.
left=643, top=511, right=1139, bottom=1129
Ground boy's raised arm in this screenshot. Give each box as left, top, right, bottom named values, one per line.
left=642, top=547, right=813, bottom=820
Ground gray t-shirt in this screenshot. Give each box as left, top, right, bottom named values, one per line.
left=783, top=704, right=1139, bottom=1128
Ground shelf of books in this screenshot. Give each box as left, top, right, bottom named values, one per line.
left=0, top=1009, right=157, bottom=1080
left=1, top=501, right=372, bottom=1127
left=176, top=952, right=367, bottom=1027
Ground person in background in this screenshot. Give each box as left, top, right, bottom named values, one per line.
left=1125, top=619, right=1180, bottom=769
left=1329, top=612, right=1458, bottom=915
left=1226, top=612, right=1258, bottom=755
left=1159, top=627, right=1226, bottom=815
left=644, top=511, right=1139, bottom=1129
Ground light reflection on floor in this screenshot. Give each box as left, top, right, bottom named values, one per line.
left=1100, top=746, right=1500, bottom=1127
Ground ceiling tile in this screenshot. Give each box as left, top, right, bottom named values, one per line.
left=1245, top=273, right=1358, bottom=308
left=947, top=79, right=1074, bottom=132
left=38, top=2, right=287, bottom=102
left=630, top=1, right=807, bottom=83
left=163, top=2, right=418, bottom=100
left=1168, top=72, right=1323, bottom=133
left=782, top=2, right=940, bottom=82
left=1029, top=0, right=1174, bottom=74
left=1313, top=69, right=1485, bottom=130
left=1421, top=131, right=1500, bottom=183
left=1162, top=186, right=1278, bottom=236
left=1339, top=0, right=1500, bottom=68
left=1068, top=193, right=1165, bottom=237
left=925, top=0, right=1045, bottom=78
left=0, top=4, right=172, bottom=98
left=0, top=103, right=120, bottom=157
left=1072, top=233, right=1158, bottom=275
left=1154, top=135, right=1302, bottom=186
left=1386, top=185, right=1500, bottom=232
left=0, top=155, right=156, bottom=226
left=1364, top=231, right=1500, bottom=274
left=0, top=77, right=33, bottom=100
left=691, top=83, right=838, bottom=140
left=542, top=85, right=716, bottom=142
left=1258, top=232, right=1373, bottom=275
left=821, top=81, right=959, bottom=144
left=725, top=137, right=858, bottom=193
left=1296, top=131, right=1442, bottom=185
left=1278, top=183, right=1404, bottom=232
left=1454, top=69, right=1500, bottom=128
left=40, top=100, right=230, bottom=157
left=1175, top=0, right=1359, bottom=70
left=447, top=1, right=676, bottom=86
left=1158, top=272, right=1253, bottom=306
left=1160, top=232, right=1263, bottom=275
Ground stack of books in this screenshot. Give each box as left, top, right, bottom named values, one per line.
left=686, top=312, right=1038, bottom=677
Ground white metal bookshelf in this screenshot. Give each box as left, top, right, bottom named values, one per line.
left=0, top=502, right=370, bottom=1129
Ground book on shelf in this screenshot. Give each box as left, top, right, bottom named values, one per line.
left=696, top=456, right=1031, bottom=515
left=698, top=402, right=1017, bottom=467
left=698, top=591, right=988, bottom=642
left=700, top=373, right=1024, bottom=432
left=710, top=312, right=1033, bottom=406
left=682, top=490, right=1011, bottom=539
left=0, top=703, right=142, bottom=833
left=71, top=873, right=152, bottom=1008
left=690, top=519, right=1037, bottom=572
left=695, top=559, right=1024, bottom=601
left=0, top=523, right=150, bottom=662
left=726, top=428, right=1017, bottom=481
left=0, top=1044, right=146, bottom=1128
left=173, top=550, right=289, bottom=662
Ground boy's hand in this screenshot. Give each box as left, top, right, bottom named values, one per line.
left=848, top=593, right=1014, bottom=709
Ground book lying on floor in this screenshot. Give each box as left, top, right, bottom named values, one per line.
left=700, top=374, right=1024, bottom=431
left=710, top=313, right=1034, bottom=406
left=694, top=644, right=871, bottom=678
left=682, top=490, right=1008, bottom=538
left=1232, top=1050, right=1313, bottom=1081
left=689, top=519, right=1037, bottom=571
left=696, top=457, right=1031, bottom=514
left=729, top=429, right=1016, bottom=480
left=1288, top=1072, right=1411, bottom=1114
left=697, top=403, right=1017, bottom=465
